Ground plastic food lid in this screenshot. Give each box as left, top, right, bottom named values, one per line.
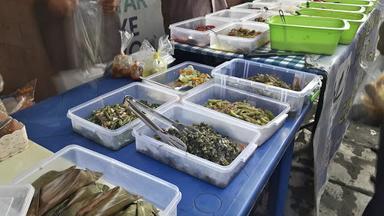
left=0, top=185, right=34, bottom=216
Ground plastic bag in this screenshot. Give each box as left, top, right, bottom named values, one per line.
left=133, top=35, right=175, bottom=77
left=1, top=79, right=37, bottom=115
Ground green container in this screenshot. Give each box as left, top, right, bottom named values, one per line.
left=301, top=2, right=366, bottom=13
left=322, top=0, right=375, bottom=13
left=298, top=8, right=367, bottom=44
left=268, top=15, right=350, bottom=55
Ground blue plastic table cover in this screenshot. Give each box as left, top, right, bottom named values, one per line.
left=13, top=77, right=310, bottom=216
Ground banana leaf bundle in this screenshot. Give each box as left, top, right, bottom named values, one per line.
left=27, top=166, right=159, bottom=216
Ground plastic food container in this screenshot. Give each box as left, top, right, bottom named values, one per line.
left=182, top=83, right=290, bottom=144
left=298, top=8, right=367, bottom=44
left=268, top=15, right=350, bottom=55
left=0, top=185, right=34, bottom=216
left=300, top=2, right=366, bottom=13
left=169, top=17, right=230, bottom=47
left=143, top=62, right=214, bottom=96
left=210, top=22, right=270, bottom=53
left=205, top=9, right=258, bottom=22
left=211, top=59, right=322, bottom=115
left=67, top=82, right=179, bottom=150
left=13, top=145, right=182, bottom=216
left=245, top=10, right=280, bottom=23
left=133, top=104, right=261, bottom=188
left=230, top=2, right=280, bottom=12
left=322, top=0, right=374, bottom=13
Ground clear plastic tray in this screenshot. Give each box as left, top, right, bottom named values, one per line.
left=210, top=22, right=270, bottom=53
left=169, top=16, right=230, bottom=47
left=211, top=59, right=322, bottom=115
left=205, top=9, right=258, bottom=22
left=143, top=62, right=214, bottom=96
left=133, top=104, right=261, bottom=188
left=182, top=83, right=290, bottom=144
left=245, top=10, right=280, bottom=23
left=13, top=145, right=182, bottom=216
left=0, top=185, right=34, bottom=216
left=231, top=2, right=281, bottom=12
left=67, top=82, right=179, bottom=150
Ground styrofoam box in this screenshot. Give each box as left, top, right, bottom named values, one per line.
left=182, top=83, right=290, bottom=144
left=211, top=59, right=322, bottom=115
left=143, top=62, right=214, bottom=96
left=205, top=9, right=259, bottom=22
left=231, top=2, right=280, bottom=12
left=210, top=22, right=270, bottom=53
left=169, top=16, right=230, bottom=47
left=67, top=82, right=179, bottom=150
left=13, top=145, right=182, bottom=216
left=0, top=185, right=34, bottom=216
left=133, top=104, right=261, bottom=188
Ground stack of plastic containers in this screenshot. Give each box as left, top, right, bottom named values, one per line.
left=13, top=145, right=182, bottom=216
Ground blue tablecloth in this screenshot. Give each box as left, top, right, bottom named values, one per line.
left=13, top=77, right=310, bottom=215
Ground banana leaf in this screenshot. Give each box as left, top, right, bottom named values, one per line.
left=116, top=200, right=159, bottom=216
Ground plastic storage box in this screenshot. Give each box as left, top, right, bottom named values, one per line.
left=13, top=145, right=182, bottom=216
left=169, top=17, right=230, bottom=47
left=210, top=22, right=270, bottom=53
left=301, top=2, right=366, bottom=13
left=245, top=10, right=280, bottom=23
left=205, top=9, right=258, bottom=22
left=268, top=15, right=350, bottom=55
left=133, top=104, right=261, bottom=188
left=298, top=8, right=367, bottom=44
left=211, top=59, right=322, bottom=115
left=230, top=2, right=280, bottom=12
left=143, top=62, right=214, bottom=96
left=0, top=185, right=34, bottom=216
left=322, top=0, right=374, bottom=13
left=67, top=82, right=179, bottom=150
left=182, top=83, right=290, bottom=144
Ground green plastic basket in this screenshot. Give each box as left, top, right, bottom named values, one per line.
left=298, top=8, right=367, bottom=44
left=268, top=15, right=350, bottom=55
left=300, top=2, right=366, bottom=13
left=322, top=0, right=375, bottom=13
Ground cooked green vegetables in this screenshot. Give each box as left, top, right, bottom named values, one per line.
left=88, top=100, right=160, bottom=130
left=163, top=123, right=243, bottom=166
left=206, top=99, right=275, bottom=125
left=28, top=166, right=159, bottom=216
left=248, top=74, right=293, bottom=90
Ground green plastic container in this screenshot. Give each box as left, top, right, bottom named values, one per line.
left=301, top=2, right=366, bottom=13
left=298, top=8, right=367, bottom=44
left=268, top=15, right=350, bottom=55
left=322, top=0, right=375, bottom=13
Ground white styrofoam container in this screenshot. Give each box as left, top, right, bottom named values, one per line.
left=143, top=62, right=214, bottom=96
left=231, top=2, right=281, bottom=12
left=182, top=83, right=290, bottom=144
left=0, top=185, right=34, bottom=216
left=169, top=16, right=230, bottom=47
left=205, top=9, right=259, bottom=22
left=211, top=59, right=322, bottom=115
left=210, top=22, right=270, bottom=53
left=67, top=82, right=179, bottom=150
left=13, top=145, right=182, bottom=216
left=133, top=104, right=261, bottom=188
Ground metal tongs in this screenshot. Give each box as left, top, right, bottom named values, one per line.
left=123, top=96, right=188, bottom=151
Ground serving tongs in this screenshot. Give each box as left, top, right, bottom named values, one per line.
left=123, top=96, right=189, bottom=151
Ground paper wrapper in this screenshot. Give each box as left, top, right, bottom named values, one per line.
left=0, top=112, right=29, bottom=162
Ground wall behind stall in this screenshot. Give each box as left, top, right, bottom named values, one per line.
left=0, top=0, right=57, bottom=101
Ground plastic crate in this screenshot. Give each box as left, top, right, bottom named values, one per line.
left=211, top=59, right=322, bottom=115
left=169, top=16, right=230, bottom=47
left=67, top=82, right=179, bottom=150
left=133, top=104, right=261, bottom=188
left=13, top=145, right=182, bottom=216
left=182, top=83, right=290, bottom=144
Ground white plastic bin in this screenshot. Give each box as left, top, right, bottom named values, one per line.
left=67, top=82, right=179, bottom=150
left=169, top=17, right=230, bottom=47
left=182, top=83, right=290, bottom=144
left=13, top=145, right=182, bottom=216
left=143, top=62, right=214, bottom=96
left=210, top=22, right=270, bottom=53
left=212, top=59, right=322, bottom=115
left=133, top=104, right=261, bottom=188
left=0, top=185, right=34, bottom=216
left=205, top=9, right=258, bottom=22
left=231, top=2, right=281, bottom=12
left=245, top=10, right=280, bottom=23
